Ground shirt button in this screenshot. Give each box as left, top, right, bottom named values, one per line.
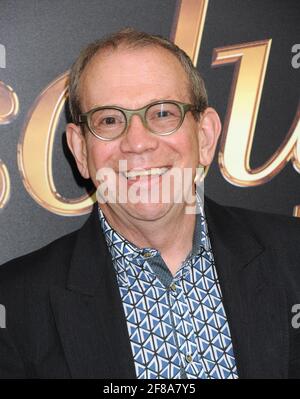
left=143, top=252, right=152, bottom=258
left=186, top=354, right=193, bottom=363
left=170, top=283, right=176, bottom=292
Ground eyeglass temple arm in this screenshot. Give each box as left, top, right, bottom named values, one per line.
left=78, top=114, right=87, bottom=124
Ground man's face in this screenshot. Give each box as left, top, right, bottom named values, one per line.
left=67, top=46, right=217, bottom=222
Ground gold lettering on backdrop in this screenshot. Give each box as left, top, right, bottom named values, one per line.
left=212, top=40, right=300, bottom=215
left=173, top=0, right=209, bottom=179
left=292, top=120, right=300, bottom=216
left=17, top=73, right=95, bottom=216
left=172, top=0, right=208, bottom=63
left=0, top=81, right=19, bottom=124
left=294, top=205, right=300, bottom=217
left=0, top=159, right=10, bottom=209
left=0, top=81, right=19, bottom=208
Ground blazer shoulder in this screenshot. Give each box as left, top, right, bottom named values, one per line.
left=227, top=204, right=300, bottom=235
left=221, top=203, right=300, bottom=256
left=205, top=198, right=300, bottom=292
left=0, top=228, right=79, bottom=293
left=205, top=197, right=300, bottom=245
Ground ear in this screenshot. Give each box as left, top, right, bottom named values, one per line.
left=66, top=123, right=90, bottom=179
left=197, top=107, right=221, bottom=166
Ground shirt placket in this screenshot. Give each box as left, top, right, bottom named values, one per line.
left=167, top=279, right=207, bottom=379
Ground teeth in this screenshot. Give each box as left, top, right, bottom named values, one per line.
left=124, top=167, right=169, bottom=179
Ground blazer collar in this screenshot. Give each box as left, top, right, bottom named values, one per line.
left=66, top=203, right=109, bottom=296
left=204, top=196, right=265, bottom=269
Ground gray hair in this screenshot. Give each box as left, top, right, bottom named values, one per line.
left=68, top=27, right=208, bottom=124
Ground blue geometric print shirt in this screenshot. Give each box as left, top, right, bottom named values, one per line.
left=98, top=203, right=238, bottom=379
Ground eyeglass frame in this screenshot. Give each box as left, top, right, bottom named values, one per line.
left=78, top=100, right=200, bottom=141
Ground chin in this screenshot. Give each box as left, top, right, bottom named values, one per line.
left=124, top=201, right=174, bottom=222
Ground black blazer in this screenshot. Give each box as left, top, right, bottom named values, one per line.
left=0, top=197, right=300, bottom=379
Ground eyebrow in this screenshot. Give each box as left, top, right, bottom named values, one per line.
left=89, top=97, right=183, bottom=109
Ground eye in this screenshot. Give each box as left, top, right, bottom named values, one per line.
left=102, top=116, right=118, bottom=125
left=92, top=109, right=125, bottom=129
left=147, top=108, right=174, bottom=121
left=156, top=110, right=171, bottom=118
left=96, top=115, right=123, bottom=129
left=147, top=103, right=181, bottom=122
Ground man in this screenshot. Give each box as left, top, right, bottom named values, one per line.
left=0, top=28, right=300, bottom=379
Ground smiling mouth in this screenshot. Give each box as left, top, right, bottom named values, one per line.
left=122, top=167, right=170, bottom=180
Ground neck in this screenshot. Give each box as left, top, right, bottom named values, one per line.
left=99, top=203, right=196, bottom=275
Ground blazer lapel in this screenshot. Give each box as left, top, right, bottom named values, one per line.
left=50, top=204, right=136, bottom=379
left=205, top=198, right=289, bottom=378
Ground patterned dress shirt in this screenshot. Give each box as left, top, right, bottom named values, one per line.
left=98, top=200, right=238, bottom=379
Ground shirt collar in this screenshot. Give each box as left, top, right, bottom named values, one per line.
left=98, top=194, right=210, bottom=264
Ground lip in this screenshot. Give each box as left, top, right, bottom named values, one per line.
left=121, top=165, right=172, bottom=173
left=119, top=165, right=171, bottom=185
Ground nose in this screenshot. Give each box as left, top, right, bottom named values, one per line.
left=119, top=114, right=159, bottom=154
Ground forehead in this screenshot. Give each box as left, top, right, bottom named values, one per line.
left=79, top=45, right=190, bottom=109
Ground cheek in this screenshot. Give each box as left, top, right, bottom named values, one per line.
left=87, top=141, right=113, bottom=170
left=88, top=145, right=105, bottom=171
left=168, top=129, right=200, bottom=164
left=85, top=145, right=110, bottom=188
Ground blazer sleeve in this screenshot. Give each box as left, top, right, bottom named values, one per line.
left=0, top=328, right=27, bottom=378
left=0, top=260, right=28, bottom=378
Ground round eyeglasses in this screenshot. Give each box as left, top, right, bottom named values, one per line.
left=78, top=100, right=199, bottom=141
